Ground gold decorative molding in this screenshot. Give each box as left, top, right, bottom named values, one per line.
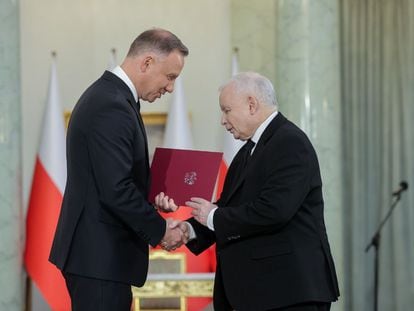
left=142, top=112, right=167, bottom=125
left=132, top=277, right=214, bottom=298
left=64, top=110, right=71, bottom=129
left=131, top=251, right=215, bottom=311
left=149, top=250, right=186, bottom=274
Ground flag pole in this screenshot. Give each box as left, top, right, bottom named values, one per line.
left=25, top=276, right=32, bottom=311
left=107, top=48, right=117, bottom=70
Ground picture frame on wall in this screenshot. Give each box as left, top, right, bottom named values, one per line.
left=141, top=112, right=167, bottom=161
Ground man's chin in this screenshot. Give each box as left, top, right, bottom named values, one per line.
left=145, top=97, right=157, bottom=103
left=149, top=95, right=162, bottom=103
left=232, top=133, right=240, bottom=140
left=233, top=135, right=247, bottom=141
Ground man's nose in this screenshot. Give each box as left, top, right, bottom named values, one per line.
left=221, top=114, right=227, bottom=126
left=165, top=82, right=174, bottom=93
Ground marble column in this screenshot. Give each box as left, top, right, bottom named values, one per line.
left=230, top=0, right=277, bottom=83
left=274, top=1, right=344, bottom=310
left=0, top=0, right=24, bottom=310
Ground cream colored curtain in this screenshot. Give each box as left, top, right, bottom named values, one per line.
left=341, top=0, right=414, bottom=310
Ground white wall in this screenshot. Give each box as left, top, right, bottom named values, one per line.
left=20, top=0, right=231, bottom=206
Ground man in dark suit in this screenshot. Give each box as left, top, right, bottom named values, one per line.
left=49, top=29, right=189, bottom=311
left=183, top=72, right=340, bottom=310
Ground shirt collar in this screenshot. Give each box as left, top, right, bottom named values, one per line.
left=251, top=110, right=278, bottom=145
left=111, top=66, right=138, bottom=102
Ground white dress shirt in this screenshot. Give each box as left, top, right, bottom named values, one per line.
left=111, top=66, right=138, bottom=102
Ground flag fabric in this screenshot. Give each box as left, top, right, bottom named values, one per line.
left=24, top=56, right=70, bottom=311
left=159, top=75, right=215, bottom=311
left=216, top=50, right=244, bottom=197
left=163, top=76, right=193, bottom=149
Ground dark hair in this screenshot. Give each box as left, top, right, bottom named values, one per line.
left=127, top=28, right=189, bottom=57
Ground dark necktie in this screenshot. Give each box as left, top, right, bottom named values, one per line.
left=241, top=139, right=255, bottom=168
left=222, top=139, right=256, bottom=196
left=230, top=139, right=255, bottom=188
left=243, top=139, right=255, bottom=167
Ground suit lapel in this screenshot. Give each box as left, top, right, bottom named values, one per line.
left=222, top=113, right=288, bottom=205
left=128, top=99, right=150, bottom=168
left=102, top=71, right=150, bottom=175
left=217, top=146, right=244, bottom=205
left=128, top=99, right=151, bottom=189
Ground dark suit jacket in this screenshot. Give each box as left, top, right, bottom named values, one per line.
left=49, top=71, right=166, bottom=286
left=187, top=113, right=340, bottom=311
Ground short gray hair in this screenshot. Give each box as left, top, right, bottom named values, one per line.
left=220, top=72, right=278, bottom=108
left=127, top=28, right=189, bottom=57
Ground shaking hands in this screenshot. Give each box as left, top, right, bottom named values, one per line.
left=159, top=219, right=190, bottom=251
left=155, top=192, right=188, bottom=251
left=155, top=193, right=217, bottom=250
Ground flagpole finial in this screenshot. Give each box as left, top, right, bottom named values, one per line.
left=233, top=47, right=239, bottom=53
left=51, top=51, right=57, bottom=58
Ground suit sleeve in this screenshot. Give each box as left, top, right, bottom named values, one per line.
left=185, top=217, right=216, bottom=255
left=214, top=130, right=312, bottom=241
left=87, top=100, right=165, bottom=247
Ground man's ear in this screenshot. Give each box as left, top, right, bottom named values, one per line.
left=248, top=96, right=259, bottom=114
left=140, top=55, right=154, bottom=72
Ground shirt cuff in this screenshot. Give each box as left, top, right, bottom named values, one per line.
left=207, top=207, right=218, bottom=231
left=184, top=221, right=197, bottom=241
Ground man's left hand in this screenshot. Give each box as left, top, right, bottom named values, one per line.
left=186, top=197, right=217, bottom=226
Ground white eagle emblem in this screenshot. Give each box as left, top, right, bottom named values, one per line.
left=184, top=172, right=197, bottom=185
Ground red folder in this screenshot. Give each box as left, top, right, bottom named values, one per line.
left=149, top=148, right=223, bottom=206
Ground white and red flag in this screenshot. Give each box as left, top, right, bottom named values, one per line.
left=24, top=55, right=70, bottom=311
left=216, top=49, right=244, bottom=197
left=163, top=76, right=193, bottom=149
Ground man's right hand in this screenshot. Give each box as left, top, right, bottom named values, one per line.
left=159, top=219, right=189, bottom=251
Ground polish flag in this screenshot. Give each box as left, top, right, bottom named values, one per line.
left=163, top=76, right=193, bottom=150
left=216, top=48, right=244, bottom=197
left=24, top=54, right=70, bottom=311
left=160, top=75, right=215, bottom=311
